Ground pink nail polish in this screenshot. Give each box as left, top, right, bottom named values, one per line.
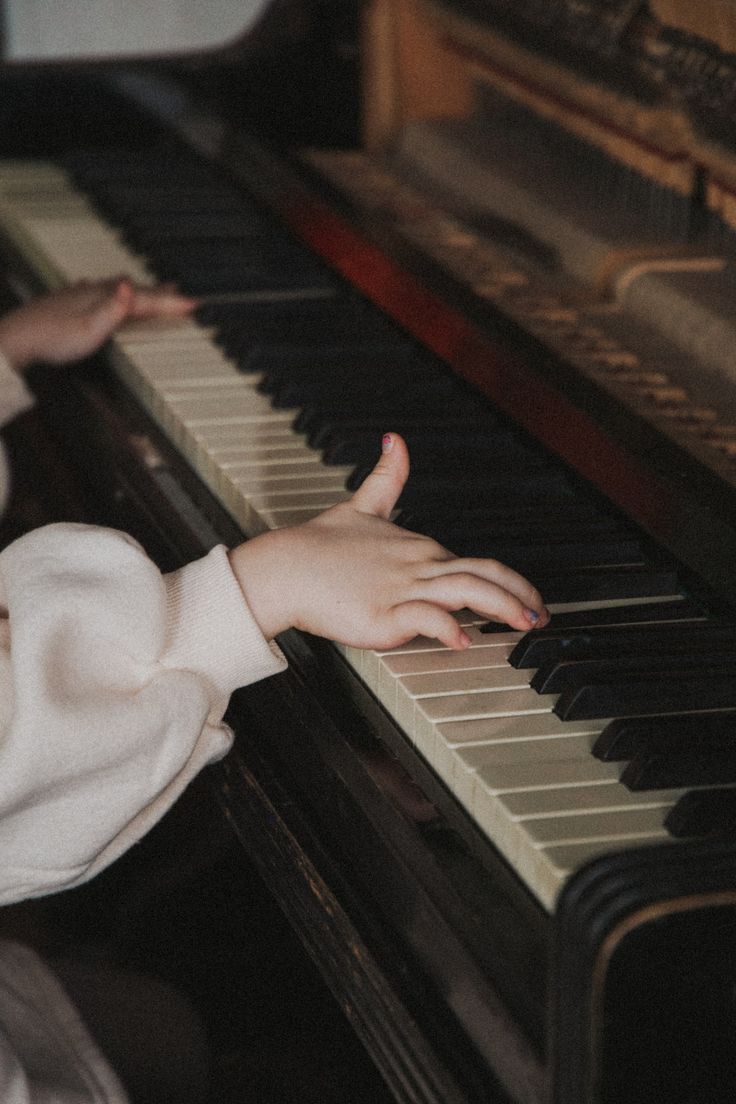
left=382, top=433, right=394, bottom=453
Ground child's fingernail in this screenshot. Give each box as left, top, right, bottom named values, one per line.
left=382, top=433, right=394, bottom=453
left=525, top=608, right=539, bottom=623
left=459, top=630, right=471, bottom=648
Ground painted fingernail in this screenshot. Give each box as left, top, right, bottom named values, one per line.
left=525, top=608, right=539, bottom=623
left=459, top=630, right=472, bottom=648
left=382, top=433, right=394, bottom=453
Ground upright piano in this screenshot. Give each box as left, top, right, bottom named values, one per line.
left=2, top=1, right=736, bottom=1101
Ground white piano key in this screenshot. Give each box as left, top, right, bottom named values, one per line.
left=377, top=645, right=515, bottom=703
left=228, top=470, right=348, bottom=495
left=524, top=806, right=672, bottom=848
left=360, top=620, right=508, bottom=684
left=524, top=833, right=672, bottom=910
left=190, top=422, right=303, bottom=458
left=500, top=781, right=684, bottom=819
left=256, top=506, right=328, bottom=529
left=115, top=320, right=220, bottom=349
left=0, top=161, right=72, bottom=190
left=480, top=801, right=671, bottom=908
left=392, top=666, right=538, bottom=739
left=436, top=713, right=606, bottom=802
left=451, top=735, right=600, bottom=806
left=22, top=215, right=153, bottom=283
left=242, top=487, right=351, bottom=512
left=399, top=666, right=534, bottom=698
left=407, top=688, right=558, bottom=757
left=474, top=756, right=622, bottom=795
left=220, top=448, right=333, bottom=473
left=380, top=641, right=517, bottom=676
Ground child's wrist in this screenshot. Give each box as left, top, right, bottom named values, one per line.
left=227, top=532, right=292, bottom=643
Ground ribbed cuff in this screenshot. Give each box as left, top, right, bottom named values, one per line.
left=0, top=351, right=33, bottom=428
left=162, top=545, right=287, bottom=702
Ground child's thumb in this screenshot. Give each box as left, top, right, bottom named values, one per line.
left=349, top=433, right=410, bottom=519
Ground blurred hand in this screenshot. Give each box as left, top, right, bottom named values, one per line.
left=0, top=277, right=196, bottom=371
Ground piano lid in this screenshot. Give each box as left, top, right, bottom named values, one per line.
left=0, top=0, right=271, bottom=63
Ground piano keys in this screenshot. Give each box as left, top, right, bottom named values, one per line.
left=0, top=137, right=733, bottom=917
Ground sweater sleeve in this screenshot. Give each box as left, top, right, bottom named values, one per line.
left=0, top=522, right=287, bottom=905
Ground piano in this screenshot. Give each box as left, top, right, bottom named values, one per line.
left=1, top=1, right=736, bottom=1100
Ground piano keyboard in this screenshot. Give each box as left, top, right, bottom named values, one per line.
left=0, top=150, right=733, bottom=912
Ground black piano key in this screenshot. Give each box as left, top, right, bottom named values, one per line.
left=94, top=184, right=251, bottom=217
left=396, top=499, right=615, bottom=532
left=65, top=148, right=218, bottom=183
left=269, top=373, right=457, bottom=410
left=320, top=427, right=504, bottom=466
left=368, top=426, right=520, bottom=455
left=232, top=336, right=406, bottom=372
left=556, top=671, right=736, bottom=721
left=531, top=635, right=736, bottom=693
left=593, top=712, right=736, bottom=761
left=346, top=441, right=545, bottom=489
left=297, top=395, right=485, bottom=439
left=622, top=746, right=736, bottom=790
left=665, top=790, right=736, bottom=837
left=125, top=210, right=279, bottom=241
left=295, top=390, right=463, bottom=424
left=315, top=417, right=497, bottom=459
left=530, top=566, right=680, bottom=606
left=354, top=459, right=553, bottom=497
left=400, top=513, right=630, bottom=542
left=510, top=615, right=725, bottom=668
left=395, top=469, right=573, bottom=510
left=149, top=240, right=303, bottom=271
left=534, top=652, right=736, bottom=695
left=437, top=536, right=644, bottom=570
left=258, top=354, right=436, bottom=396
left=503, top=597, right=705, bottom=650
left=201, top=295, right=400, bottom=342
left=175, top=270, right=331, bottom=297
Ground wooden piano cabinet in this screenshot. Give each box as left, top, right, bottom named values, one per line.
left=361, top=0, right=473, bottom=152
left=554, top=840, right=736, bottom=1102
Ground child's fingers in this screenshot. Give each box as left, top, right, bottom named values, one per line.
left=414, top=571, right=546, bottom=631
left=420, top=556, right=547, bottom=620
left=128, top=284, right=198, bottom=317
left=80, top=282, right=132, bottom=346
left=387, top=600, right=472, bottom=650
left=350, top=432, right=410, bottom=519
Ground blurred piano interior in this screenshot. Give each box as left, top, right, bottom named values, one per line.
left=4, top=1, right=736, bottom=1101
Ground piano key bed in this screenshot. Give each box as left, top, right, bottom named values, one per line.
left=1, top=150, right=735, bottom=922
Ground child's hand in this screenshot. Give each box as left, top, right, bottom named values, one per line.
left=228, top=433, right=549, bottom=650
left=0, top=277, right=196, bottom=371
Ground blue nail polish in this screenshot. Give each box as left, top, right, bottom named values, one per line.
left=526, top=609, right=539, bottom=623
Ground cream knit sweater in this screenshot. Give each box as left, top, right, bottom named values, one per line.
left=0, top=353, right=287, bottom=1101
